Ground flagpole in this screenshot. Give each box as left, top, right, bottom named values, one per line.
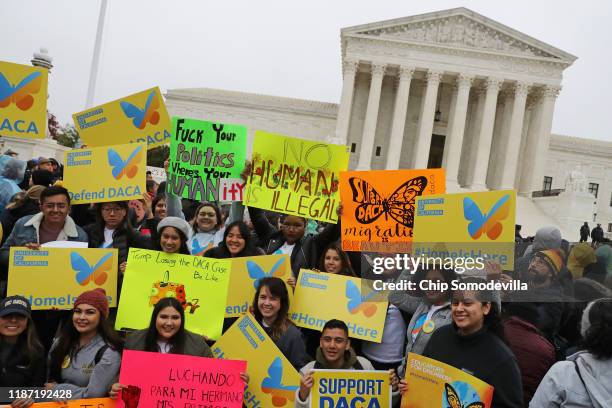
left=85, top=0, right=109, bottom=108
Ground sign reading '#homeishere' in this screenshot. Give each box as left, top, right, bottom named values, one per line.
left=290, top=270, right=387, bottom=342
left=72, top=87, right=171, bottom=149
left=63, top=143, right=146, bottom=205
left=7, top=248, right=118, bottom=310
left=0, top=60, right=48, bottom=139
left=212, top=314, right=300, bottom=408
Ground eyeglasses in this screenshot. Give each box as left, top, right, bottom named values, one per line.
left=42, top=203, right=68, bottom=210
left=282, top=223, right=303, bottom=230
left=102, top=206, right=125, bottom=214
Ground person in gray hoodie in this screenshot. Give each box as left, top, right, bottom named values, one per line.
left=530, top=298, right=612, bottom=408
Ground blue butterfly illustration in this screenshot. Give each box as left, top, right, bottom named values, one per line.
left=0, top=71, right=42, bottom=110
left=346, top=280, right=378, bottom=316
left=261, top=357, right=298, bottom=405
left=190, top=238, right=212, bottom=256
left=71, top=252, right=114, bottom=286
left=247, top=257, right=286, bottom=289
left=107, top=145, right=143, bottom=180
left=119, top=90, right=160, bottom=129
left=463, top=194, right=510, bottom=240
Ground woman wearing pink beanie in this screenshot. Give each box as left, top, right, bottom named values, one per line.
left=45, top=288, right=123, bottom=400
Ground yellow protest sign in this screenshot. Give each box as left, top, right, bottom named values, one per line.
left=412, top=190, right=516, bottom=270
left=212, top=313, right=300, bottom=408
left=225, top=254, right=292, bottom=317
left=289, top=270, right=387, bottom=343
left=7, top=248, right=118, bottom=310
left=311, top=370, right=391, bottom=408
left=401, top=353, right=493, bottom=408
left=115, top=249, right=230, bottom=339
left=0, top=60, right=48, bottom=139
left=72, top=87, right=171, bottom=149
left=243, top=131, right=349, bottom=223
left=62, top=143, right=146, bottom=205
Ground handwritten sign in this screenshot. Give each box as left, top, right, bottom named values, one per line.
left=0, top=60, right=48, bottom=139
left=117, top=350, right=245, bottom=408
left=115, top=249, right=230, bottom=339
left=168, top=117, right=247, bottom=202
left=412, top=190, right=516, bottom=270
left=72, top=87, right=171, bottom=149
left=243, top=131, right=349, bottom=223
left=63, top=143, right=146, bottom=204
left=225, top=254, right=292, bottom=317
left=219, top=178, right=246, bottom=202
left=401, top=353, right=493, bottom=408
left=7, top=248, right=118, bottom=310
left=289, top=270, right=387, bottom=343
left=21, top=398, right=116, bottom=407
left=212, top=314, right=300, bottom=408
left=311, top=370, right=391, bottom=408
left=340, top=169, right=446, bottom=253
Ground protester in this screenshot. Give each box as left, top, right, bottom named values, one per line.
left=399, top=277, right=524, bottom=407
left=516, top=226, right=563, bottom=273
left=151, top=194, right=167, bottom=220
left=567, top=243, right=597, bottom=279
left=0, top=156, right=26, bottom=214
left=252, top=277, right=309, bottom=370
left=203, top=220, right=264, bottom=258
left=155, top=216, right=190, bottom=255
left=36, top=158, right=54, bottom=173
left=594, top=245, right=612, bottom=289
left=317, top=243, right=356, bottom=276
left=295, top=319, right=399, bottom=407
left=530, top=298, right=612, bottom=407
left=591, top=224, right=604, bottom=245
left=46, top=289, right=122, bottom=399
left=0, top=185, right=44, bottom=246
left=580, top=222, right=590, bottom=243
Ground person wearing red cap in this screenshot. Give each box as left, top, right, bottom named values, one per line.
left=46, top=289, right=122, bottom=400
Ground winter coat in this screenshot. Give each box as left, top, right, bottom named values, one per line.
left=125, top=329, right=212, bottom=357
left=504, top=316, right=556, bottom=405
left=247, top=206, right=340, bottom=277
left=84, top=221, right=153, bottom=265
left=0, top=339, right=46, bottom=387
left=0, top=197, right=39, bottom=245
left=262, top=323, right=309, bottom=371
left=530, top=351, right=612, bottom=408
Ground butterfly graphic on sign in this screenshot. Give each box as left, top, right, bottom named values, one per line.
left=120, top=89, right=161, bottom=129
left=345, top=280, right=377, bottom=317
left=108, top=145, right=143, bottom=180
left=261, top=357, right=298, bottom=407
left=463, top=194, right=510, bottom=240
left=190, top=239, right=211, bottom=256
left=0, top=71, right=42, bottom=111
left=444, top=382, right=485, bottom=408
left=247, top=257, right=287, bottom=289
left=71, top=252, right=113, bottom=286
left=349, top=176, right=428, bottom=228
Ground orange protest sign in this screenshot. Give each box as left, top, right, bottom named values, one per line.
left=22, top=398, right=116, bottom=407
left=340, top=169, right=445, bottom=253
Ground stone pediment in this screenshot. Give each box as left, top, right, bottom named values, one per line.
left=342, top=8, right=576, bottom=63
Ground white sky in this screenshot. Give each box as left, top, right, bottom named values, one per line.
left=1, top=0, right=610, bottom=141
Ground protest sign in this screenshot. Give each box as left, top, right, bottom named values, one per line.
left=63, top=143, right=146, bottom=205
left=146, top=166, right=166, bottom=183
left=168, top=117, right=247, bottom=202
left=219, top=178, right=246, bottom=202
left=243, top=131, right=349, bottom=223
left=289, top=270, right=387, bottom=342
left=311, top=370, right=391, bottom=408
left=401, top=353, right=493, bottom=408
left=115, top=249, right=230, bottom=339
left=340, top=169, right=446, bottom=253
left=212, top=314, right=300, bottom=408
left=73, top=87, right=171, bottom=149
left=17, top=398, right=116, bottom=407
left=7, top=247, right=118, bottom=310
left=117, top=350, right=245, bottom=408
left=0, top=60, right=48, bottom=139
left=225, top=254, right=292, bottom=317
left=412, top=190, right=516, bottom=270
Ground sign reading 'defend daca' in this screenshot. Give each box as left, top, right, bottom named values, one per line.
left=168, top=117, right=247, bottom=202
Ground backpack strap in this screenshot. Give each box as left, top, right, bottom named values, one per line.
left=573, top=359, right=586, bottom=387
left=94, top=345, right=109, bottom=365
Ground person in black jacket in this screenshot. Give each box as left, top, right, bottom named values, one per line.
left=399, top=277, right=524, bottom=408
left=203, top=220, right=264, bottom=259
left=0, top=185, right=44, bottom=246
left=0, top=296, right=45, bottom=407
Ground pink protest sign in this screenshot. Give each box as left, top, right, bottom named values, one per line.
left=117, top=350, right=246, bottom=408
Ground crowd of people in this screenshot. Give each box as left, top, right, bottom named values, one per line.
left=0, top=150, right=611, bottom=408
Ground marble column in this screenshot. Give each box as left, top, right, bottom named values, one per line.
left=412, top=70, right=443, bottom=169
left=385, top=66, right=414, bottom=169
left=463, top=88, right=486, bottom=187
left=499, top=82, right=530, bottom=190
left=335, top=59, right=359, bottom=144
left=443, top=74, right=473, bottom=190
left=518, top=85, right=561, bottom=195
left=467, top=77, right=502, bottom=190
left=356, top=63, right=386, bottom=170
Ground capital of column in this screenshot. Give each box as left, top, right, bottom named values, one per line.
left=425, top=70, right=443, bottom=84
left=456, top=73, right=474, bottom=89
left=371, top=63, right=387, bottom=78
left=484, top=77, right=503, bottom=92
left=513, top=82, right=531, bottom=97
left=342, top=59, right=359, bottom=77
left=543, top=85, right=562, bottom=98
left=398, top=66, right=415, bottom=81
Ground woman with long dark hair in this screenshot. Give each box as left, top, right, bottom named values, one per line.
left=46, top=289, right=122, bottom=399
left=318, top=243, right=355, bottom=276
left=0, top=296, right=45, bottom=407
left=252, top=277, right=309, bottom=370
left=155, top=217, right=191, bottom=255
left=399, top=276, right=523, bottom=407
left=204, top=221, right=264, bottom=258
